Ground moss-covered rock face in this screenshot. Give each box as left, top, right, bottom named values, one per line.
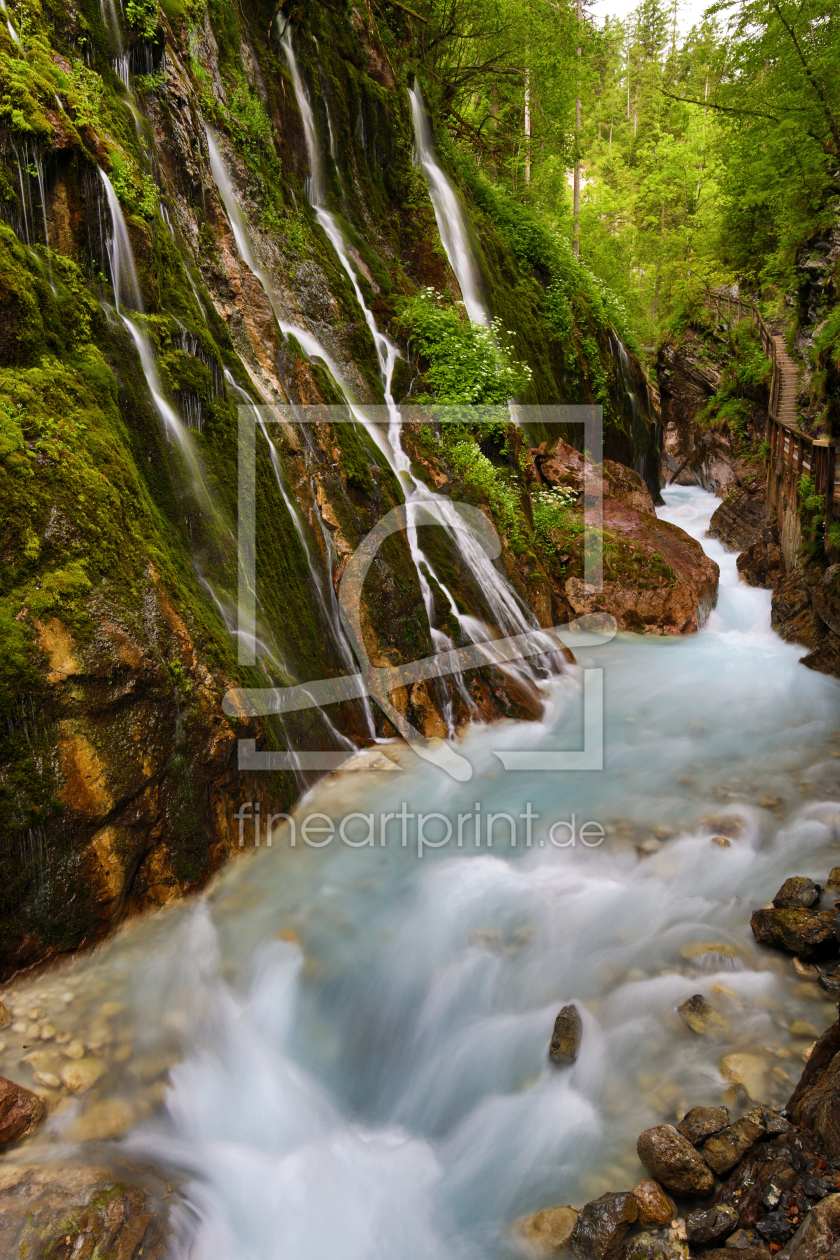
left=0, top=0, right=663, bottom=974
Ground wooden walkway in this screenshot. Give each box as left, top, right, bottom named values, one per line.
left=705, top=292, right=838, bottom=543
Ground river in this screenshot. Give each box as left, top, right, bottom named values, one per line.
left=2, top=483, right=838, bottom=1259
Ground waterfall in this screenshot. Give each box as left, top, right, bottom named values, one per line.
left=279, top=31, right=565, bottom=720
left=99, top=169, right=144, bottom=312
left=408, top=85, right=488, bottom=327
left=0, top=0, right=19, bottom=44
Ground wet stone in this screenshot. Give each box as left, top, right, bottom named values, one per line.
left=756, top=1210, right=794, bottom=1244
left=633, top=1179, right=675, bottom=1227
left=0, top=1005, right=9, bottom=1031
left=750, top=909, right=838, bottom=959
left=677, top=994, right=731, bottom=1036
left=0, top=1076, right=45, bottom=1146
left=570, top=1191, right=638, bottom=1259
left=678, top=1106, right=730, bottom=1145
left=637, top=1125, right=715, bottom=1197
left=686, top=1203, right=740, bottom=1244
left=623, top=1228, right=687, bottom=1259
left=703, top=1116, right=765, bottom=1176
left=773, top=877, right=821, bottom=910
left=549, top=1004, right=582, bottom=1065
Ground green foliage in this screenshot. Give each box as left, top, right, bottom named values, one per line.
left=126, top=0, right=159, bottom=38
left=397, top=286, right=532, bottom=404
left=108, top=153, right=158, bottom=219
left=532, top=484, right=582, bottom=561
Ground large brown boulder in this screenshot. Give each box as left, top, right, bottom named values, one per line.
left=0, top=1164, right=168, bottom=1258
left=750, top=908, right=838, bottom=959
left=0, top=1076, right=45, bottom=1147
left=786, top=1022, right=840, bottom=1156
left=778, top=1191, right=840, bottom=1260
left=709, top=488, right=767, bottom=552
left=637, top=1125, right=715, bottom=1197
left=772, top=564, right=840, bottom=679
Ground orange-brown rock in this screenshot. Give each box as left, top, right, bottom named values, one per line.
left=0, top=1076, right=46, bottom=1146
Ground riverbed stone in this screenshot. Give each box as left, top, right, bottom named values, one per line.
left=549, top=1004, right=582, bottom=1065
left=719, top=1053, right=770, bottom=1102
left=516, top=1205, right=579, bottom=1254
left=827, top=868, right=840, bottom=889
left=750, top=908, right=838, bottom=959
left=773, top=877, right=821, bottom=910
left=778, top=1192, right=840, bottom=1259
left=637, top=1125, right=715, bottom=1197
left=0, top=1076, right=45, bottom=1146
left=59, top=1056, right=105, bottom=1094
left=677, top=994, right=731, bottom=1036
left=0, top=1004, right=9, bottom=1030
left=686, top=1203, right=740, bottom=1244
left=633, top=1179, right=675, bottom=1226
left=677, top=1105, right=730, bottom=1145
left=570, top=1191, right=638, bottom=1258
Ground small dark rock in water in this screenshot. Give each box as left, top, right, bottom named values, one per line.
left=637, top=1125, right=715, bottom=1196
left=549, top=1004, right=582, bottom=1065
left=725, top=1227, right=764, bottom=1250
left=703, top=1115, right=765, bottom=1176
left=800, top=1175, right=834, bottom=1198
left=570, top=1191, right=637, bottom=1259
left=779, top=1191, right=840, bottom=1259
left=686, top=1203, right=740, bottom=1244
left=773, top=877, right=821, bottom=909
left=756, top=1210, right=794, bottom=1244
left=750, top=908, right=838, bottom=959
left=754, top=1106, right=794, bottom=1134
left=699, top=1251, right=768, bottom=1260
left=678, top=1105, right=730, bottom=1145
left=818, top=965, right=840, bottom=995
left=677, top=993, right=730, bottom=1035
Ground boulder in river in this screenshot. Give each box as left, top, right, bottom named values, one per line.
left=786, top=1022, right=840, bottom=1156
left=828, top=867, right=840, bottom=889
left=0, top=1163, right=168, bottom=1258
left=549, top=1004, right=582, bottom=1065
left=0, top=1075, right=45, bottom=1146
left=677, top=994, right=731, bottom=1036
left=632, top=1179, right=675, bottom=1226
left=636, top=1125, right=715, bottom=1197
left=702, top=1114, right=765, bottom=1176
left=750, top=908, right=838, bottom=959
left=515, top=1205, right=578, bottom=1255
left=677, top=1105, right=729, bottom=1145
left=685, top=1203, right=740, bottom=1244
left=772, top=877, right=821, bottom=909
left=570, top=1190, right=637, bottom=1259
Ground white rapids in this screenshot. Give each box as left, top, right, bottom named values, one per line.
left=3, top=484, right=838, bottom=1259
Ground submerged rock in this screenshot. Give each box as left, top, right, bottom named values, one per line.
left=677, top=1106, right=729, bottom=1145
left=632, top=1179, right=675, bottom=1226
left=719, top=1053, right=770, bottom=1102
left=677, top=994, right=731, bottom=1036
left=549, top=1004, right=582, bottom=1065
left=0, top=1164, right=168, bottom=1258
left=515, top=1205, right=579, bottom=1255
left=773, top=877, right=821, bottom=909
left=570, top=1190, right=638, bottom=1259
left=0, top=1075, right=45, bottom=1146
left=636, top=1125, right=714, bottom=1197
left=750, top=908, right=838, bottom=959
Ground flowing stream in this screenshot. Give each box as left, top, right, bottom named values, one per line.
left=4, top=485, right=838, bottom=1259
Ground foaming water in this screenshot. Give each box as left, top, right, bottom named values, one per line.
left=3, top=486, right=838, bottom=1259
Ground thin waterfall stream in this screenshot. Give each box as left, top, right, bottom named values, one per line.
left=1, top=484, right=837, bottom=1259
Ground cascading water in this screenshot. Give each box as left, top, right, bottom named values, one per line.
left=409, top=85, right=488, bottom=328
left=5, top=483, right=838, bottom=1260
left=281, top=31, right=560, bottom=704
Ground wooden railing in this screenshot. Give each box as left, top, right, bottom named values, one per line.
left=704, top=293, right=838, bottom=548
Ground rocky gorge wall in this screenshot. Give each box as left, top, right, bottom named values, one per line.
left=0, top=0, right=688, bottom=976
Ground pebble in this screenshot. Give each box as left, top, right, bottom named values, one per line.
left=10, top=1022, right=26, bottom=1034
left=0, top=1003, right=10, bottom=1030
left=62, top=1040, right=85, bottom=1060
left=719, top=1052, right=769, bottom=1102
left=59, top=1057, right=105, bottom=1094
left=39, top=1024, right=56, bottom=1041
left=33, top=1072, right=61, bottom=1089
left=711, top=836, right=731, bottom=848
left=678, top=994, right=731, bottom=1036
left=790, top=1019, right=820, bottom=1038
